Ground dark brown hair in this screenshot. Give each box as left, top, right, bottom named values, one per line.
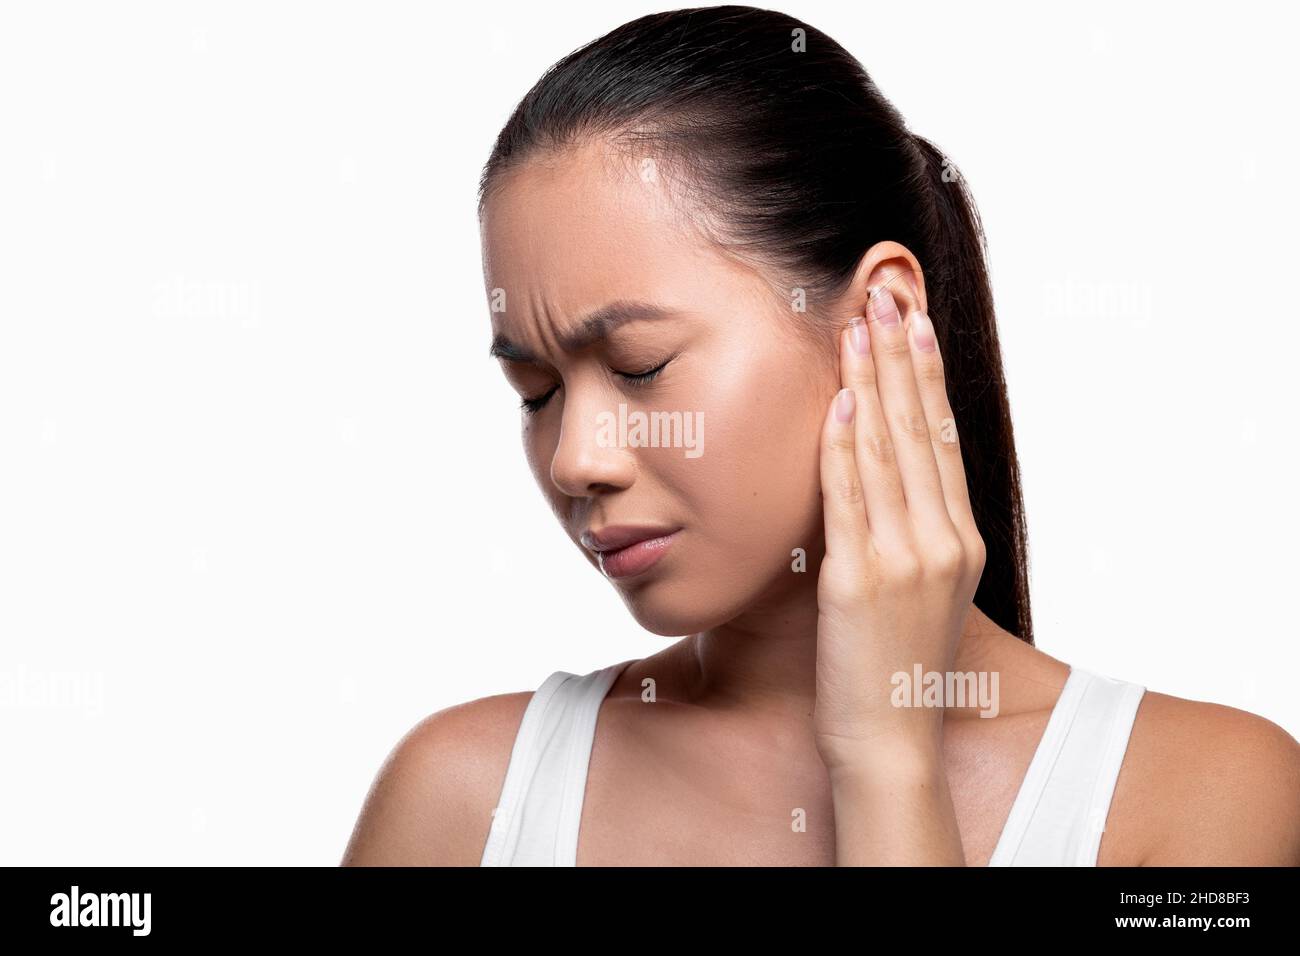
left=479, top=5, right=1034, bottom=643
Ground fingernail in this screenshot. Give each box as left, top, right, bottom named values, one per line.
left=849, top=316, right=870, bottom=354
left=870, top=287, right=899, bottom=327
left=835, top=387, right=855, bottom=422
left=910, top=310, right=936, bottom=352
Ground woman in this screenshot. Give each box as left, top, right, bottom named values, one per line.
left=343, top=5, right=1299, bottom=866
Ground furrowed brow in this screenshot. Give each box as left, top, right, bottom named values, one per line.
left=488, top=300, right=677, bottom=364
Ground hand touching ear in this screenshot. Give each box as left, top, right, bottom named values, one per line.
left=813, top=280, right=986, bottom=864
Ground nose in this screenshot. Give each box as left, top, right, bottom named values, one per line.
left=549, top=385, right=636, bottom=498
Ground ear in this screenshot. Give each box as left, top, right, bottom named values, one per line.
left=838, top=241, right=928, bottom=323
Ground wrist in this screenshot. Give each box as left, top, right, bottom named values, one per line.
left=819, top=730, right=945, bottom=785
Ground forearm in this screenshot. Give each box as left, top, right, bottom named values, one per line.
left=827, top=741, right=967, bottom=866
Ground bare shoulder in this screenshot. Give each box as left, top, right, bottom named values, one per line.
left=980, top=634, right=1299, bottom=865
left=1108, top=686, right=1300, bottom=866
left=340, top=688, right=534, bottom=866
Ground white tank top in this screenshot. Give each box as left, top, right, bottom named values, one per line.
left=479, top=659, right=1146, bottom=866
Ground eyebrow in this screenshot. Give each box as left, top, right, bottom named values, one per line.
left=488, top=300, right=677, bottom=364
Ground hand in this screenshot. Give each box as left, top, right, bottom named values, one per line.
left=812, top=280, right=987, bottom=773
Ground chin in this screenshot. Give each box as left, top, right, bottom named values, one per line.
left=591, top=512, right=823, bottom=637
left=607, top=566, right=772, bottom=637
left=614, top=590, right=736, bottom=637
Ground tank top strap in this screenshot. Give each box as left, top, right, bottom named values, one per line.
left=479, top=660, right=631, bottom=866
left=988, top=666, right=1147, bottom=866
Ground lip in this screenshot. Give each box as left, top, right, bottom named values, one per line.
left=580, top=525, right=680, bottom=579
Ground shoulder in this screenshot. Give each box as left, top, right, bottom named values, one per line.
left=1109, top=685, right=1300, bottom=865
left=340, top=688, right=535, bottom=866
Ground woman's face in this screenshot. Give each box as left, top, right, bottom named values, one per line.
left=481, top=139, right=839, bottom=636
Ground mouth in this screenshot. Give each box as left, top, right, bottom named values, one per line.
left=580, top=525, right=681, bottom=579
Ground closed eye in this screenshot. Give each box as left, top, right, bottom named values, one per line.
left=519, top=385, right=559, bottom=414
left=518, top=355, right=676, bottom=415
left=613, top=355, right=673, bottom=385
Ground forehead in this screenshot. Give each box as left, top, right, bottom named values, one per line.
left=480, top=139, right=745, bottom=330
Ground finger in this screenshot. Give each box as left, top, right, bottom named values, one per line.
left=818, top=386, right=870, bottom=562
left=839, top=314, right=910, bottom=551
left=865, top=282, right=953, bottom=538
left=904, top=305, right=979, bottom=540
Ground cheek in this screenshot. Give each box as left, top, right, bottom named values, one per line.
left=522, top=421, right=548, bottom=481
left=666, top=335, right=831, bottom=550
left=521, top=420, right=566, bottom=518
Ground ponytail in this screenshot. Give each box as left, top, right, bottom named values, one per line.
left=909, top=133, right=1034, bottom=643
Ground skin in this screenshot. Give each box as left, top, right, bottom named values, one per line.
left=341, top=137, right=1300, bottom=866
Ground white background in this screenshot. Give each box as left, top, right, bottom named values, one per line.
left=2, top=1, right=1296, bottom=864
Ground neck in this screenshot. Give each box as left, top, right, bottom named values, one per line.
left=676, top=576, right=1012, bottom=721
